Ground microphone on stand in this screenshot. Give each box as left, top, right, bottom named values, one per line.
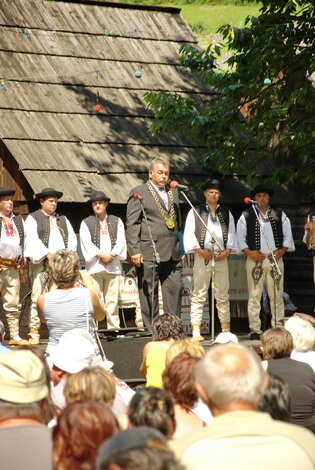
left=169, top=181, right=189, bottom=190
left=133, top=193, right=143, bottom=200
left=243, top=197, right=259, bottom=205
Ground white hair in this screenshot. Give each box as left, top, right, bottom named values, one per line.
left=284, top=316, right=315, bottom=352
left=196, top=343, right=266, bottom=409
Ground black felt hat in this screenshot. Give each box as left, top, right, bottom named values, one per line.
left=201, top=179, right=224, bottom=192
left=0, top=187, right=15, bottom=198
left=87, top=190, right=110, bottom=204
left=35, top=187, right=63, bottom=199
left=250, top=184, right=274, bottom=198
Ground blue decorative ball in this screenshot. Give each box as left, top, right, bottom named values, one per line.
left=263, top=78, right=272, bottom=85
left=134, top=70, right=142, bottom=78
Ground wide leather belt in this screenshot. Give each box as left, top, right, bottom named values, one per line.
left=0, top=257, right=20, bottom=269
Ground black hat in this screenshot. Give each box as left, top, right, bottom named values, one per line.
left=250, top=184, right=274, bottom=198
left=96, top=427, right=169, bottom=465
left=35, top=187, right=63, bottom=199
left=201, top=179, right=223, bottom=192
left=0, top=187, right=15, bottom=198
left=87, top=190, right=110, bottom=204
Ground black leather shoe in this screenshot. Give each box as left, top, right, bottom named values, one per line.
left=250, top=332, right=261, bottom=341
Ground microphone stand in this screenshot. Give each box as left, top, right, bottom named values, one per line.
left=251, top=202, right=281, bottom=326
left=178, top=189, right=224, bottom=342
left=137, top=198, right=160, bottom=327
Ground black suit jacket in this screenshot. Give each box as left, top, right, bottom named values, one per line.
left=126, top=182, right=181, bottom=263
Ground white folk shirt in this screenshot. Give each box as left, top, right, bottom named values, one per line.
left=0, top=214, right=23, bottom=259
left=79, top=216, right=127, bottom=275
left=237, top=209, right=295, bottom=254
left=183, top=205, right=238, bottom=254
left=24, top=213, right=77, bottom=264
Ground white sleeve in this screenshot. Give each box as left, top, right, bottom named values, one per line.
left=183, top=209, right=200, bottom=253
left=236, top=214, right=249, bottom=252
left=282, top=212, right=295, bottom=252
left=80, top=221, right=101, bottom=262
left=111, top=218, right=127, bottom=260
left=24, top=215, right=49, bottom=263
left=226, top=212, right=238, bottom=252
left=66, top=218, right=78, bottom=252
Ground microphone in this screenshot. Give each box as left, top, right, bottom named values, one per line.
left=133, top=193, right=143, bottom=200
left=169, top=181, right=189, bottom=190
left=243, top=197, right=259, bottom=205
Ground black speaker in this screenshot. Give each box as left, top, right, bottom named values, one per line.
left=100, top=336, right=151, bottom=383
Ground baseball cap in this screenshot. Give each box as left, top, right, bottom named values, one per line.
left=0, top=350, right=48, bottom=403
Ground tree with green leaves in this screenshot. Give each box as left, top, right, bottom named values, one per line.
left=144, top=0, right=315, bottom=191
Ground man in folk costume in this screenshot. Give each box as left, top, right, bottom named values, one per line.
left=0, top=187, right=28, bottom=345
left=236, top=184, right=295, bottom=340
left=126, top=157, right=182, bottom=329
left=183, top=179, right=238, bottom=341
left=24, top=188, right=77, bottom=344
left=80, top=190, right=127, bottom=329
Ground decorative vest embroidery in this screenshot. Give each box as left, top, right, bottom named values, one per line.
left=84, top=214, right=118, bottom=249
left=244, top=207, right=283, bottom=250
left=194, top=204, right=229, bottom=249
left=0, top=213, right=25, bottom=256
left=30, top=209, right=69, bottom=248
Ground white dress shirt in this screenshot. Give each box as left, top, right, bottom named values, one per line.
left=236, top=209, right=295, bottom=254
left=183, top=205, right=238, bottom=253
left=80, top=216, right=127, bottom=275
left=0, top=214, right=23, bottom=259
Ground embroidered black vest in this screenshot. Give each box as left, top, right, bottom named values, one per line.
left=30, top=209, right=69, bottom=248
left=83, top=214, right=118, bottom=249
left=194, top=204, right=230, bottom=249
left=0, top=213, right=25, bottom=256
left=243, top=207, right=283, bottom=250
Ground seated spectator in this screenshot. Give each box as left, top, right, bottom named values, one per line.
left=257, top=375, right=292, bottom=422
left=37, top=249, right=105, bottom=356
left=53, top=400, right=119, bottom=470
left=163, top=351, right=204, bottom=438
left=170, top=343, right=315, bottom=470
left=284, top=315, right=315, bottom=373
left=261, top=327, right=315, bottom=432
left=127, top=387, right=175, bottom=438
left=0, top=320, right=10, bottom=354
left=96, top=426, right=186, bottom=470
left=140, top=313, right=185, bottom=388
left=0, top=350, right=52, bottom=470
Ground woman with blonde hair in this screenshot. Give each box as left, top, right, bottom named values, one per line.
left=37, top=249, right=105, bottom=355
left=165, top=338, right=205, bottom=367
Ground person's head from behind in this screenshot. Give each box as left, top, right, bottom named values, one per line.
left=195, top=343, right=266, bottom=415
left=53, top=400, right=119, bottom=470
left=96, top=426, right=185, bottom=470
left=64, top=366, right=116, bottom=408
left=0, top=350, right=48, bottom=423
left=257, top=375, right=291, bottom=422
left=48, top=249, right=80, bottom=288
left=165, top=338, right=205, bottom=367
left=151, top=314, right=185, bottom=342
left=284, top=316, right=315, bottom=353
left=163, top=351, right=199, bottom=409
left=261, top=327, right=293, bottom=360
left=128, top=387, right=175, bottom=438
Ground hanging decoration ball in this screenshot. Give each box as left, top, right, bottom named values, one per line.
left=95, top=104, right=101, bottom=112
left=134, top=70, right=142, bottom=79
left=263, top=78, right=272, bottom=85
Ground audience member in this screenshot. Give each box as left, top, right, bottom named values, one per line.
left=53, top=400, right=119, bottom=470
left=140, top=313, right=185, bottom=388
left=163, top=351, right=204, bottom=438
left=0, top=350, right=52, bottom=470
left=96, top=426, right=185, bottom=470
left=127, top=387, right=175, bottom=438
left=261, top=327, right=315, bottom=432
left=171, top=343, right=315, bottom=469
left=257, top=375, right=291, bottom=422
left=284, top=315, right=315, bottom=373
left=0, top=319, right=10, bottom=354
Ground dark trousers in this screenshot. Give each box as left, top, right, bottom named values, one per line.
left=136, top=258, right=182, bottom=329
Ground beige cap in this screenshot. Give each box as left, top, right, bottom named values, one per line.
left=0, top=350, right=48, bottom=403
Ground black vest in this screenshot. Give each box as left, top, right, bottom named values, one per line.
left=83, top=214, right=118, bottom=249
left=243, top=207, right=283, bottom=250
left=30, top=209, right=69, bottom=248
left=194, top=204, right=230, bottom=249
left=0, top=213, right=25, bottom=256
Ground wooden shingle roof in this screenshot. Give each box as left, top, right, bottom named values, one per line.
left=0, top=0, right=213, bottom=202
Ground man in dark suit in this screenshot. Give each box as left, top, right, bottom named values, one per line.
left=126, top=157, right=182, bottom=329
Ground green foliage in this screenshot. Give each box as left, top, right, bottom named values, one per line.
left=144, top=0, right=315, bottom=189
